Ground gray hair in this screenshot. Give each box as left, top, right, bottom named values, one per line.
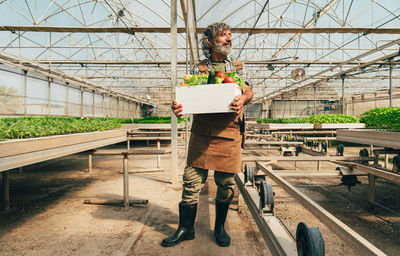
left=201, top=22, right=231, bottom=58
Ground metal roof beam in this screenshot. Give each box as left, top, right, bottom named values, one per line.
left=29, top=60, right=399, bottom=65
left=80, top=75, right=400, bottom=80
left=2, top=26, right=400, bottom=34
left=271, top=0, right=339, bottom=59
left=180, top=0, right=199, bottom=64
left=252, top=38, right=400, bottom=103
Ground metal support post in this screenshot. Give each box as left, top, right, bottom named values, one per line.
left=66, top=83, right=69, bottom=116
left=23, top=70, right=27, bottom=116
left=92, top=91, right=95, bottom=118
left=295, top=91, right=298, bottom=118
left=170, top=0, right=179, bottom=186
left=48, top=79, right=51, bottom=116
left=384, top=154, right=389, bottom=169
left=80, top=87, right=84, bottom=118
left=123, top=155, right=129, bottom=208
left=389, top=58, right=393, bottom=107
left=157, top=139, right=161, bottom=168
left=313, top=85, right=316, bottom=115
left=317, top=161, right=321, bottom=171
left=2, top=171, right=9, bottom=211
left=88, top=153, right=93, bottom=173
left=102, top=94, right=105, bottom=117
left=341, top=75, right=345, bottom=114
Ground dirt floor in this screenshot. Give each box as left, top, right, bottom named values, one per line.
left=0, top=142, right=270, bottom=256
left=0, top=142, right=399, bottom=255
left=266, top=146, right=400, bottom=256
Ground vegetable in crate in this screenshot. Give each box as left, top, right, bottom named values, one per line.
left=179, top=72, right=246, bottom=86
left=207, top=71, right=216, bottom=84
left=215, top=72, right=225, bottom=84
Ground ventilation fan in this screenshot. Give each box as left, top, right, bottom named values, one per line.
left=291, top=68, right=305, bottom=80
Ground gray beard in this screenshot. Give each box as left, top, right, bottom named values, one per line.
left=213, top=41, right=231, bottom=56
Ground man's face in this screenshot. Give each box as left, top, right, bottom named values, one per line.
left=211, top=29, right=232, bottom=56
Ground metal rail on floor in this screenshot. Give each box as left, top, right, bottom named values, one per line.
left=255, top=161, right=386, bottom=256
left=235, top=173, right=297, bottom=256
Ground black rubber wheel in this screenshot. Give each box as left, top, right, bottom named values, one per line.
left=312, top=140, right=317, bottom=148
left=296, top=222, right=325, bottom=256
left=359, top=148, right=369, bottom=165
left=259, top=181, right=274, bottom=210
left=321, top=141, right=327, bottom=152
left=359, top=148, right=369, bottom=157
left=393, top=155, right=400, bottom=171
left=244, top=164, right=255, bottom=184
left=337, top=144, right=344, bottom=156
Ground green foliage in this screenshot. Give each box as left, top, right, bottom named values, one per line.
left=256, top=117, right=309, bottom=123
left=256, top=114, right=359, bottom=124
left=308, top=114, right=359, bottom=124
left=181, top=72, right=245, bottom=87
left=360, top=107, right=400, bottom=131
left=182, top=74, right=208, bottom=85
left=226, top=72, right=245, bottom=86
left=0, top=116, right=122, bottom=140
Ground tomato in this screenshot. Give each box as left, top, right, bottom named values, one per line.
left=216, top=72, right=226, bottom=78
left=224, top=76, right=236, bottom=83
left=215, top=77, right=224, bottom=84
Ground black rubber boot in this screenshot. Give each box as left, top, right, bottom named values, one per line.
left=161, top=203, right=197, bottom=247
left=214, top=200, right=231, bottom=247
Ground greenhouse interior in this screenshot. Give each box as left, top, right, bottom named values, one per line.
left=0, top=1, right=399, bottom=255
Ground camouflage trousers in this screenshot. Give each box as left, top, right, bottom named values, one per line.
left=181, top=165, right=235, bottom=205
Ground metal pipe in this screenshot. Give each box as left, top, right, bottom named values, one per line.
left=48, top=79, right=51, bottom=116
left=157, top=139, right=161, bottom=168
left=313, top=85, right=316, bottom=115
left=80, top=87, right=83, bottom=118
left=170, top=0, right=179, bottom=186
left=92, top=91, right=95, bottom=118
left=66, top=84, right=69, bottom=116
left=88, top=153, right=92, bottom=173
left=2, top=171, right=9, bottom=211
left=295, top=91, right=297, bottom=118
left=342, top=75, right=345, bottom=114
left=389, top=58, right=393, bottom=107
left=123, top=155, right=129, bottom=208
left=23, top=70, right=27, bottom=116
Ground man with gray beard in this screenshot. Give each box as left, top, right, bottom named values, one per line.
left=162, top=22, right=253, bottom=248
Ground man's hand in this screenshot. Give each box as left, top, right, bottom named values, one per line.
left=171, top=100, right=184, bottom=117
left=230, top=86, right=253, bottom=114
left=230, top=95, right=245, bottom=114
